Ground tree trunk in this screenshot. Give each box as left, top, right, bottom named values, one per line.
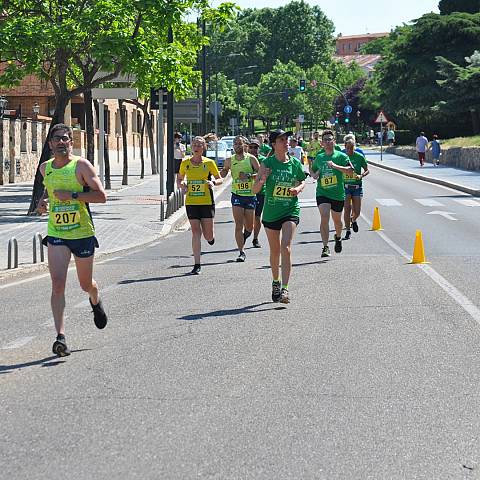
left=84, top=89, right=95, bottom=164
left=140, top=113, right=146, bottom=179
left=119, top=99, right=128, bottom=185
left=144, top=107, right=157, bottom=175
left=27, top=92, right=70, bottom=214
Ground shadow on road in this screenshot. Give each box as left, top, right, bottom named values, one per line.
left=177, top=302, right=285, bottom=321
left=119, top=273, right=191, bottom=284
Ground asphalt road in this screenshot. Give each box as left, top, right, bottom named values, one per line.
left=1, top=166, right=480, bottom=479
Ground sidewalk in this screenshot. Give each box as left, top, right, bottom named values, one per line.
left=0, top=157, right=185, bottom=276
left=365, top=148, right=480, bottom=196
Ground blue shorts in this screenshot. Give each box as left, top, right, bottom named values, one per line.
left=42, top=236, right=99, bottom=258
left=255, top=193, right=265, bottom=217
left=345, top=185, right=364, bottom=197
left=231, top=193, right=256, bottom=210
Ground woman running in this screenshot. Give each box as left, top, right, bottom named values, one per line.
left=177, top=136, right=223, bottom=274
left=253, top=130, right=306, bottom=304
left=343, top=134, right=369, bottom=239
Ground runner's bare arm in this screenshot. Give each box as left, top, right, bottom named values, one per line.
left=220, top=158, right=231, bottom=178
left=252, top=164, right=271, bottom=194
left=207, top=172, right=223, bottom=188
left=327, top=161, right=353, bottom=174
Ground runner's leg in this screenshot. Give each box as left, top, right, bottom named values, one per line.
left=48, top=244, right=71, bottom=335
left=351, top=196, right=362, bottom=222
left=280, top=221, right=297, bottom=287
left=344, top=194, right=352, bottom=231
left=200, top=217, right=214, bottom=243
left=190, top=219, right=202, bottom=265
left=74, top=255, right=98, bottom=304
left=232, top=205, right=246, bottom=252
left=265, top=227, right=281, bottom=280
left=243, top=208, right=255, bottom=241
left=331, top=210, right=343, bottom=239
left=319, top=203, right=331, bottom=246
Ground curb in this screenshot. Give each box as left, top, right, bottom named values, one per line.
left=368, top=159, right=480, bottom=196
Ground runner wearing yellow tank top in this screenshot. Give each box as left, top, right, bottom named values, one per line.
left=36, top=124, right=108, bottom=357
left=220, top=136, right=260, bottom=262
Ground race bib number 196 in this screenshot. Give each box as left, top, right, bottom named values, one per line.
left=235, top=180, right=252, bottom=195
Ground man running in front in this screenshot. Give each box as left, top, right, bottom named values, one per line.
left=36, top=123, right=108, bottom=357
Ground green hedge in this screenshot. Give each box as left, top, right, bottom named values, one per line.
left=394, top=130, right=415, bottom=146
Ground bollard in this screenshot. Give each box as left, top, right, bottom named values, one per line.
left=160, top=200, right=165, bottom=221
left=7, top=237, right=18, bottom=269
left=33, top=232, right=44, bottom=264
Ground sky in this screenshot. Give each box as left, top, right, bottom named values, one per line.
left=210, top=0, right=440, bottom=35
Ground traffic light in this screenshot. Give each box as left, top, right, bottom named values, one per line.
left=150, top=87, right=168, bottom=110
left=299, top=79, right=306, bottom=92
left=345, top=115, right=350, bottom=124
left=335, top=112, right=339, bottom=124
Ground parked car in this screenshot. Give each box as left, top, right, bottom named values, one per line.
left=206, top=141, right=229, bottom=168
left=220, top=136, right=235, bottom=154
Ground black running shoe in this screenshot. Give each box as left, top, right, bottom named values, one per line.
left=334, top=235, right=343, bottom=253
left=236, top=252, right=246, bottom=262
left=279, top=288, right=290, bottom=304
left=321, top=245, right=330, bottom=258
left=243, top=230, right=252, bottom=242
left=344, top=230, right=351, bottom=240
left=207, top=238, right=215, bottom=245
left=352, top=221, right=359, bottom=233
left=52, top=335, right=71, bottom=357
left=252, top=238, right=261, bottom=248
left=191, top=264, right=201, bottom=275
left=272, top=281, right=281, bottom=302
left=89, top=298, right=108, bottom=329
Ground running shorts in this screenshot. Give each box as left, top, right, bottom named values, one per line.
left=316, top=196, right=345, bottom=213
left=344, top=185, right=363, bottom=198
left=262, top=216, right=299, bottom=231
left=42, top=235, right=99, bottom=258
left=186, top=204, right=215, bottom=220
left=231, top=193, right=256, bottom=210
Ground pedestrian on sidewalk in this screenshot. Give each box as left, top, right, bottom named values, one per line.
left=387, top=128, right=395, bottom=146
left=174, top=132, right=186, bottom=180
left=177, top=136, right=223, bottom=275
left=36, top=123, right=108, bottom=357
left=429, top=134, right=441, bottom=166
left=415, top=131, right=429, bottom=167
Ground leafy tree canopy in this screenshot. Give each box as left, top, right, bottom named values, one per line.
left=439, top=0, right=480, bottom=15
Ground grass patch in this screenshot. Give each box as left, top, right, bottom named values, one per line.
left=442, top=135, right=480, bottom=148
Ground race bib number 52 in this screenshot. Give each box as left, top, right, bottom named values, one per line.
left=188, top=180, right=206, bottom=196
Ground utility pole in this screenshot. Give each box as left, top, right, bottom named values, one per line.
left=201, top=19, right=207, bottom=134
left=167, top=26, right=175, bottom=195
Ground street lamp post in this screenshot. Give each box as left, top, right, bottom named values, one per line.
left=235, top=66, right=258, bottom=135
left=0, top=95, right=8, bottom=119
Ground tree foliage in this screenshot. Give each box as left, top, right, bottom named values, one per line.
left=439, top=0, right=480, bottom=15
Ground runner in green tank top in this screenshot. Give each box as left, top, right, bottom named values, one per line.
left=253, top=130, right=306, bottom=304
left=36, top=124, right=108, bottom=357
left=248, top=139, right=266, bottom=248
left=220, top=136, right=259, bottom=262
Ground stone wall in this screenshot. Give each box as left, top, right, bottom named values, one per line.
left=386, top=146, right=480, bottom=172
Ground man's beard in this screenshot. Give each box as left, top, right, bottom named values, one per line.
left=55, top=146, right=68, bottom=155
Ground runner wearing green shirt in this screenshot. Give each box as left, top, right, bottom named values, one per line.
left=36, top=124, right=108, bottom=357
left=257, top=133, right=272, bottom=157
left=310, top=130, right=353, bottom=258
left=248, top=139, right=265, bottom=248
left=306, top=131, right=322, bottom=167
left=253, top=130, right=306, bottom=304
left=342, top=134, right=369, bottom=240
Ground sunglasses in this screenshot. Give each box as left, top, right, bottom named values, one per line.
left=51, top=135, right=71, bottom=143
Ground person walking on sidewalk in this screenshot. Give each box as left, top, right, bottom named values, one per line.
left=36, top=123, right=108, bottom=357
left=416, top=132, right=429, bottom=167
left=220, top=136, right=260, bottom=262
left=177, top=136, right=223, bottom=275
left=253, top=129, right=306, bottom=304
left=429, top=134, right=441, bottom=166
left=309, top=130, right=354, bottom=258
left=174, top=132, right=186, bottom=180
left=342, top=135, right=369, bottom=240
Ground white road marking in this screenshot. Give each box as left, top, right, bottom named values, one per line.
left=360, top=213, right=480, bottom=326
left=299, top=198, right=318, bottom=207
left=375, top=198, right=402, bottom=206
left=216, top=200, right=231, bottom=209
left=1, top=336, right=35, bottom=350
left=454, top=198, right=480, bottom=207
left=414, top=198, right=445, bottom=207
left=426, top=210, right=457, bottom=221
left=0, top=272, right=51, bottom=290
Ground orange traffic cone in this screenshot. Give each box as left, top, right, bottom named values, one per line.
left=370, top=207, right=383, bottom=231
left=410, top=230, right=429, bottom=264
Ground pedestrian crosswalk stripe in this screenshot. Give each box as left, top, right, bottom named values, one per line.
left=414, top=198, right=445, bottom=207
left=454, top=198, right=480, bottom=207
left=375, top=198, right=402, bottom=206
left=216, top=200, right=230, bottom=209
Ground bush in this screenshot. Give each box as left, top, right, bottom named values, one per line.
left=394, top=130, right=415, bottom=145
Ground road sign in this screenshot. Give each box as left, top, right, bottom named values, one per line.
left=91, top=88, right=138, bottom=100
left=229, top=117, right=237, bottom=127
left=375, top=110, right=388, bottom=123
left=298, top=114, right=305, bottom=123
left=209, top=101, right=222, bottom=116
left=173, top=99, right=201, bottom=123
left=344, top=105, right=352, bottom=114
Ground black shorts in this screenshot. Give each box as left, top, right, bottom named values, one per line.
left=42, top=235, right=99, bottom=258
left=186, top=204, right=215, bottom=220
left=316, top=196, right=344, bottom=213
left=262, top=216, right=299, bottom=231
left=255, top=193, right=265, bottom=217
left=174, top=158, right=182, bottom=174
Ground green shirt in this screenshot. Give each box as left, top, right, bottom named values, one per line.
left=260, top=143, right=272, bottom=157
left=344, top=151, right=367, bottom=186
left=43, top=158, right=95, bottom=239
left=257, top=155, right=267, bottom=195
left=312, top=150, right=350, bottom=201
left=262, top=155, right=306, bottom=222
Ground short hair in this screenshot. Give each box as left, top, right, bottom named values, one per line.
left=433, top=134, right=438, bottom=139
left=420, top=131, right=425, bottom=136
left=233, top=135, right=248, bottom=144
left=322, top=129, right=335, bottom=139
left=49, top=124, right=73, bottom=141
left=343, top=134, right=356, bottom=144
left=192, top=136, right=206, bottom=146
left=174, top=132, right=182, bottom=139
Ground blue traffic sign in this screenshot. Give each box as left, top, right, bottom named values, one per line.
left=344, top=105, right=352, bottom=114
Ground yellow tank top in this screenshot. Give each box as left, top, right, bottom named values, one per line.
left=43, top=158, right=95, bottom=239
left=231, top=153, right=255, bottom=196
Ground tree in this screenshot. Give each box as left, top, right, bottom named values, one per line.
left=435, top=51, right=480, bottom=133
left=439, top=0, right=480, bottom=15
